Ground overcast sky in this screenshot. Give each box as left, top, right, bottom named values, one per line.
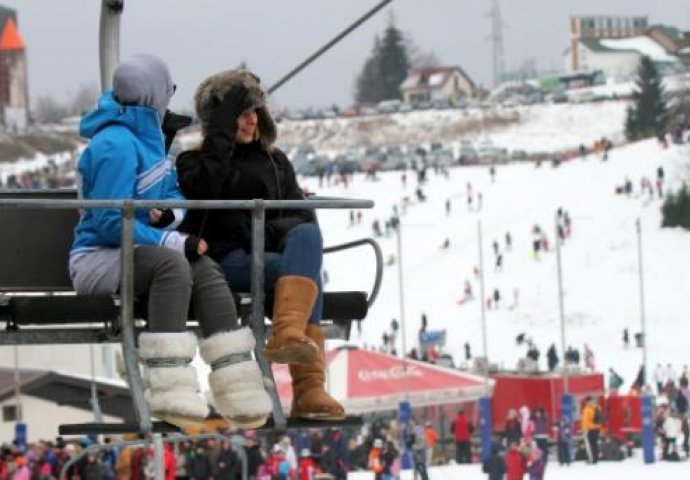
left=4, top=0, right=690, bottom=111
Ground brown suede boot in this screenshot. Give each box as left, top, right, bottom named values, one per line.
left=289, top=324, right=346, bottom=420
left=264, top=276, right=319, bottom=365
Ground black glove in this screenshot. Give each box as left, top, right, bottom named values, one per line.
left=207, top=84, right=258, bottom=137
left=150, top=208, right=175, bottom=229
left=162, top=110, right=193, bottom=154
left=184, top=235, right=203, bottom=262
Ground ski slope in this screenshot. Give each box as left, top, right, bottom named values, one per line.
left=306, top=137, right=690, bottom=393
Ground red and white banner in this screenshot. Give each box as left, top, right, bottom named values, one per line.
left=273, top=346, right=493, bottom=414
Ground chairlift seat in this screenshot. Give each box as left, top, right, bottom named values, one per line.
left=0, top=189, right=381, bottom=433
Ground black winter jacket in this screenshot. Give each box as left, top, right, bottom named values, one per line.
left=176, top=132, right=314, bottom=259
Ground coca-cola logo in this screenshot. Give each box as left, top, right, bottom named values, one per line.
left=358, top=365, right=423, bottom=381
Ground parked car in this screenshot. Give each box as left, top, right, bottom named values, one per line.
left=376, top=99, right=403, bottom=114
left=294, top=155, right=329, bottom=177
left=458, top=146, right=480, bottom=165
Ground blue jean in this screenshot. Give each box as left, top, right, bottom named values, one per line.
left=218, top=223, right=323, bottom=324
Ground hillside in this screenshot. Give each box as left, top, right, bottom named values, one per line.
left=0, top=101, right=687, bottom=400
left=306, top=136, right=689, bottom=393
left=275, top=101, right=630, bottom=153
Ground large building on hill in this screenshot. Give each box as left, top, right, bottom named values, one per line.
left=0, top=5, right=28, bottom=132
left=563, top=15, right=688, bottom=79
left=567, top=15, right=649, bottom=73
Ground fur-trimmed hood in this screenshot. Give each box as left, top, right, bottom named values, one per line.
left=194, top=69, right=277, bottom=147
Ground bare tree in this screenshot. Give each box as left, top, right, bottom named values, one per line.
left=33, top=95, right=68, bottom=124
left=405, top=36, right=441, bottom=69
left=70, top=83, right=100, bottom=116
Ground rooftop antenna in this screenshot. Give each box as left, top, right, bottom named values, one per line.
left=489, top=0, right=505, bottom=88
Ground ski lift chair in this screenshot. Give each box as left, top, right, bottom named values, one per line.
left=0, top=189, right=382, bottom=435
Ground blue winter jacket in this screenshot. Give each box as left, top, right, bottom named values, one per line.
left=70, top=90, right=184, bottom=260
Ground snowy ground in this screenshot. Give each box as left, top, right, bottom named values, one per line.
left=348, top=455, right=688, bottom=479
left=303, top=136, right=690, bottom=394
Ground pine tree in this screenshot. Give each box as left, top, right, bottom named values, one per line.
left=355, top=20, right=410, bottom=104
left=662, top=183, right=690, bottom=230
left=377, top=23, right=410, bottom=101
left=625, top=56, right=668, bottom=140
left=355, top=37, right=384, bottom=105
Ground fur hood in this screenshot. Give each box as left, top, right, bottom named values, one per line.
left=194, top=69, right=277, bottom=147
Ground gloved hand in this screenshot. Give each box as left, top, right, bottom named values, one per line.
left=184, top=235, right=208, bottom=262
left=207, top=84, right=258, bottom=137
left=149, top=208, right=175, bottom=228
left=161, top=110, right=192, bottom=154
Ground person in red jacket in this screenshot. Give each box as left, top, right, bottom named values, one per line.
left=451, top=408, right=473, bottom=463
left=505, top=442, right=526, bottom=480
left=264, top=444, right=286, bottom=478
left=164, top=443, right=176, bottom=480
left=298, top=448, right=317, bottom=480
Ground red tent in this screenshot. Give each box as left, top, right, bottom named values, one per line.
left=273, top=346, right=493, bottom=414
left=491, top=372, right=605, bottom=432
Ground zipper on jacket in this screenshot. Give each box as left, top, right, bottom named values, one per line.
left=267, top=152, right=283, bottom=217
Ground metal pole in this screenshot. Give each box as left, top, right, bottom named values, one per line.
left=13, top=346, right=21, bottom=421
left=555, top=214, right=568, bottom=393
left=121, top=202, right=152, bottom=433
left=250, top=200, right=286, bottom=428
left=395, top=220, right=409, bottom=393
left=268, top=0, right=393, bottom=94
left=477, top=221, right=493, bottom=462
left=636, top=218, right=648, bottom=387
left=477, top=220, right=488, bottom=386
left=98, top=0, right=124, bottom=91
left=89, top=345, right=104, bottom=426
left=152, top=433, right=165, bottom=480
left=394, top=219, right=413, bottom=470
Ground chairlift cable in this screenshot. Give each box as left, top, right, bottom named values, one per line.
left=267, top=0, right=393, bottom=94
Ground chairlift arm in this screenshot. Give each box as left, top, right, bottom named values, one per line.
left=324, top=238, right=383, bottom=308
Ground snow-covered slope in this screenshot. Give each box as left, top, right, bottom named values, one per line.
left=274, top=101, right=629, bottom=153
left=307, top=136, right=689, bottom=392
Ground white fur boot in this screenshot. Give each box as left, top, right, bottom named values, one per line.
left=138, top=331, right=209, bottom=429
left=199, top=327, right=272, bottom=428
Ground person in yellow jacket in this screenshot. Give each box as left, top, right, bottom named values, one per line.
left=581, top=396, right=602, bottom=463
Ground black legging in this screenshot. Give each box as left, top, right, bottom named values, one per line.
left=455, top=441, right=471, bottom=463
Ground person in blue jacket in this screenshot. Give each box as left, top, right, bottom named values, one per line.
left=68, top=54, right=271, bottom=429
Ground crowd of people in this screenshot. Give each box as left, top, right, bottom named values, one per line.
left=0, top=156, right=76, bottom=190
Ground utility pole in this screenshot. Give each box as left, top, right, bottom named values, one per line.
left=489, top=0, right=506, bottom=88
left=477, top=221, right=493, bottom=462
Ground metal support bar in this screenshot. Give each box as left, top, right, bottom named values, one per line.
left=268, top=0, right=393, bottom=94
left=555, top=213, right=568, bottom=393
left=98, top=0, right=124, bottom=91
left=323, top=238, right=383, bottom=307
left=152, top=433, right=164, bottom=479
left=636, top=218, right=648, bottom=389
left=121, top=203, right=152, bottom=434
left=0, top=198, right=374, bottom=211
left=250, top=200, right=286, bottom=428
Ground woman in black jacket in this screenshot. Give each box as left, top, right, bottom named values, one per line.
left=177, top=69, right=344, bottom=420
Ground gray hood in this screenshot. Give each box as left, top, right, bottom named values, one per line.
left=112, top=54, right=175, bottom=121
